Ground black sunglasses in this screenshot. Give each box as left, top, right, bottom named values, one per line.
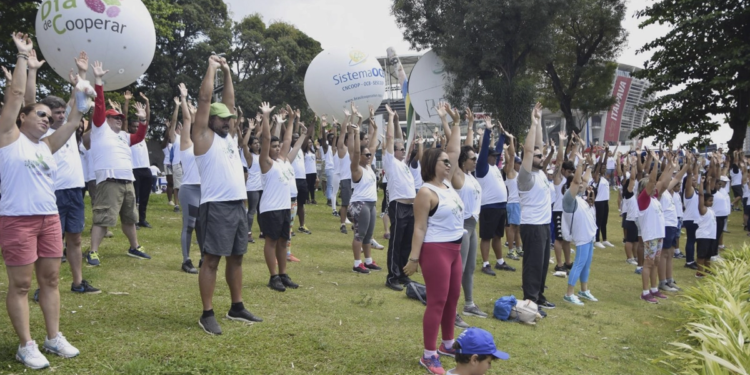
left=36, top=110, right=50, bottom=118
left=533, top=154, right=543, bottom=159
left=440, top=159, right=451, bottom=167
left=468, top=156, right=477, bottom=161
left=364, top=153, right=372, bottom=158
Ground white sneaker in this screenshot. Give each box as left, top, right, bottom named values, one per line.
left=594, top=242, right=606, bottom=249
left=659, top=282, right=678, bottom=292
left=43, top=332, right=80, bottom=358
left=16, top=341, right=49, bottom=369
left=710, top=255, right=724, bottom=262
left=168, top=200, right=175, bottom=206
left=626, top=258, right=638, bottom=265
left=602, top=241, right=615, bottom=247
left=549, top=256, right=556, bottom=264
left=345, top=218, right=352, bottom=225
left=370, top=239, right=384, bottom=250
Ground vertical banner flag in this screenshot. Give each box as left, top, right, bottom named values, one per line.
left=603, top=76, right=633, bottom=143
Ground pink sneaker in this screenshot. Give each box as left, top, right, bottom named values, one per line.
left=651, top=290, right=668, bottom=299
left=419, top=355, right=445, bottom=375
left=640, top=293, right=658, bottom=304
left=437, top=343, right=456, bottom=358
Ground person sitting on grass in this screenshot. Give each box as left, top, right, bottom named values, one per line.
left=446, top=327, right=509, bottom=375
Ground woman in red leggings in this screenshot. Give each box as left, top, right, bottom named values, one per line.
left=404, top=103, right=464, bottom=375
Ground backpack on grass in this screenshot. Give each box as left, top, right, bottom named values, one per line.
left=405, top=282, right=427, bottom=305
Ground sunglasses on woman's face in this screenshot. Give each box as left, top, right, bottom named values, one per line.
left=440, top=159, right=451, bottom=167
left=36, top=110, right=50, bottom=118
left=533, top=154, right=543, bottom=159
left=468, top=157, right=477, bottom=161
left=364, top=153, right=372, bottom=158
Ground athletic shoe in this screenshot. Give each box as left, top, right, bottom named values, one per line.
left=438, top=341, right=457, bottom=357
left=538, top=300, right=556, bottom=309
left=298, top=225, right=312, bottom=234
left=226, top=308, right=263, bottom=323
left=71, top=280, right=101, bottom=294
left=507, top=249, right=520, bottom=260
left=554, top=265, right=566, bottom=272
left=651, top=290, right=668, bottom=299
left=494, top=262, right=516, bottom=272
left=104, top=230, right=114, bottom=238
left=695, top=272, right=705, bottom=279
left=385, top=280, right=404, bottom=291
left=481, top=265, right=496, bottom=276
left=537, top=307, right=547, bottom=318
left=419, top=355, right=445, bottom=375
left=364, top=262, right=382, bottom=271
left=399, top=276, right=414, bottom=285
left=577, top=290, right=598, bottom=302
left=43, top=332, right=79, bottom=358
left=673, top=252, right=685, bottom=259
left=549, top=256, right=556, bottom=264
left=594, top=242, right=606, bottom=249
left=383, top=233, right=391, bottom=240
left=168, top=200, right=175, bottom=206
left=182, top=259, right=198, bottom=274
left=174, top=205, right=180, bottom=212
left=516, top=248, right=524, bottom=257
left=640, top=293, right=658, bottom=304
left=279, top=274, right=299, bottom=289
left=16, top=341, right=49, bottom=369
left=462, top=304, right=488, bottom=318
left=259, top=232, right=265, bottom=239
left=602, top=241, right=615, bottom=247
left=287, top=254, right=301, bottom=262
left=247, top=233, right=255, bottom=243
left=268, top=275, right=286, bottom=292
left=666, top=281, right=681, bottom=291
left=137, top=221, right=152, bottom=229
left=635, top=267, right=642, bottom=274
left=198, top=315, right=222, bottom=335
left=453, top=314, right=469, bottom=330
left=127, top=246, right=151, bottom=260
left=345, top=218, right=352, bottom=225
left=340, top=224, right=348, bottom=234
left=504, top=241, right=509, bottom=247
left=86, top=251, right=100, bottom=266
left=327, top=199, right=332, bottom=206
left=563, top=294, right=584, bottom=306
left=711, top=255, right=723, bottom=262
left=626, top=258, right=638, bottom=265
left=684, top=261, right=698, bottom=270
left=659, top=282, right=678, bottom=292
left=291, top=231, right=296, bottom=237
left=332, top=210, right=340, bottom=217
left=370, top=239, right=385, bottom=250
left=352, top=263, right=370, bottom=274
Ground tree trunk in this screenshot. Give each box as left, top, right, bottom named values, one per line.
left=727, top=75, right=750, bottom=152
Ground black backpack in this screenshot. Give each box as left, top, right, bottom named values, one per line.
left=405, top=281, right=427, bottom=305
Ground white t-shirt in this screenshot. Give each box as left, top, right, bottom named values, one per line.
left=324, top=146, right=335, bottom=170
left=672, top=191, right=683, bottom=218
left=660, top=190, right=678, bottom=227
left=41, top=129, right=84, bottom=190
left=410, top=160, right=423, bottom=189
left=260, top=159, right=292, bottom=212
left=172, top=134, right=182, bottom=165
left=477, top=165, right=507, bottom=205
left=713, top=185, right=731, bottom=217
left=286, top=160, right=298, bottom=198
left=506, top=175, right=520, bottom=204
left=195, top=134, right=246, bottom=203
left=246, top=153, right=262, bottom=191
left=304, top=151, right=317, bottom=174
left=180, top=144, right=201, bottom=186
left=606, top=157, right=615, bottom=169
left=162, top=143, right=173, bottom=166
left=0, top=134, right=58, bottom=216
left=382, top=152, right=416, bottom=201
left=91, top=123, right=135, bottom=183
left=552, top=181, right=564, bottom=212
left=638, top=191, right=665, bottom=242
left=696, top=207, right=716, bottom=239
left=457, top=172, right=482, bottom=220
left=730, top=169, right=742, bottom=186
left=130, top=139, right=150, bottom=169
left=351, top=166, right=377, bottom=202
left=423, top=182, right=464, bottom=243
left=240, top=151, right=248, bottom=168
left=519, top=169, right=552, bottom=225
left=562, top=195, right=598, bottom=246
left=683, top=190, right=700, bottom=221
left=338, top=151, right=352, bottom=180
left=593, top=177, right=610, bottom=202
left=293, top=149, right=306, bottom=179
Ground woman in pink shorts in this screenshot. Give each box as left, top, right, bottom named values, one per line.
left=0, top=33, right=85, bottom=369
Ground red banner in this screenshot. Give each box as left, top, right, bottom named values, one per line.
left=603, top=76, right=632, bottom=143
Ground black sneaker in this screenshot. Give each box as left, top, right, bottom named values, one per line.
left=127, top=246, right=151, bottom=260
left=554, top=265, right=566, bottom=272
left=226, top=308, right=263, bottom=323
left=495, top=262, right=516, bottom=272
left=268, top=275, right=286, bottom=292
left=537, top=307, right=547, bottom=318
left=538, top=300, right=556, bottom=309
left=364, top=262, right=382, bottom=271
left=340, top=224, right=348, bottom=234
left=71, top=280, right=101, bottom=294
left=564, top=262, right=574, bottom=270
left=174, top=205, right=181, bottom=213
left=385, top=280, right=404, bottom=291
left=352, top=263, right=370, bottom=274
left=481, top=265, right=496, bottom=276
left=199, top=315, right=222, bottom=335
left=182, top=259, right=198, bottom=274
left=137, top=221, right=152, bottom=229
left=327, top=199, right=332, bottom=206
left=684, top=262, right=698, bottom=270
left=398, top=276, right=414, bottom=285
left=279, top=274, right=299, bottom=289
left=298, top=226, right=312, bottom=234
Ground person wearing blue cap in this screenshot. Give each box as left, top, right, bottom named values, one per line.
left=446, top=327, right=509, bottom=375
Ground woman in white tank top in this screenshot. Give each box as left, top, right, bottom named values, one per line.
left=403, top=103, right=465, bottom=374
left=0, top=38, right=86, bottom=366
left=346, top=118, right=381, bottom=273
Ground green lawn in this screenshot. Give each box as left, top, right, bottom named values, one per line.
left=0, top=190, right=745, bottom=374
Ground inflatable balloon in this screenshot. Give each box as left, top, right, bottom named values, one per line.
left=304, top=48, right=385, bottom=119
left=408, top=50, right=452, bottom=125
left=35, top=0, right=156, bottom=91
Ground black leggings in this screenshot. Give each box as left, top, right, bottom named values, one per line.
left=133, top=167, right=152, bottom=223
left=306, top=173, right=317, bottom=202
left=595, top=200, right=609, bottom=241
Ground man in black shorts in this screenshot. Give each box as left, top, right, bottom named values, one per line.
left=192, top=55, right=262, bottom=335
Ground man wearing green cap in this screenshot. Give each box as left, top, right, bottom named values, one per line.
left=192, top=54, right=262, bottom=335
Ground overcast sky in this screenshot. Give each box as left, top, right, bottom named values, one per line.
left=225, top=0, right=733, bottom=147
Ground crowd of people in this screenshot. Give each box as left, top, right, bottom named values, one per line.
left=0, top=32, right=742, bottom=374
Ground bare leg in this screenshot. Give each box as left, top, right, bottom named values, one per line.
left=480, top=239, right=491, bottom=263
left=90, top=225, right=107, bottom=253
left=362, top=243, right=372, bottom=259
left=352, top=239, right=362, bottom=261
left=636, top=239, right=644, bottom=267
left=382, top=213, right=390, bottom=237
left=563, top=241, right=571, bottom=265
left=121, top=223, right=140, bottom=249
left=641, top=257, right=653, bottom=290
left=198, top=254, right=221, bottom=311
left=6, top=264, right=34, bottom=344
left=340, top=206, right=348, bottom=224
left=174, top=188, right=180, bottom=207
left=276, top=240, right=287, bottom=274
left=65, top=232, right=83, bottom=286
left=554, top=240, right=563, bottom=267
left=35, top=258, right=61, bottom=339
left=263, top=238, right=279, bottom=275
left=297, top=204, right=305, bottom=227
left=166, top=175, right=173, bottom=202
left=225, top=255, right=243, bottom=303
left=624, top=242, right=634, bottom=260
left=491, top=236, right=504, bottom=259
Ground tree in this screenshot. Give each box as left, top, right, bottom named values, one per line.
left=228, top=14, right=322, bottom=122
left=633, top=0, right=750, bottom=150
left=392, top=0, right=567, bottom=135
left=539, top=0, right=627, bottom=135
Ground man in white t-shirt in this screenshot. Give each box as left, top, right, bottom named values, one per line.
left=192, top=55, right=262, bottom=335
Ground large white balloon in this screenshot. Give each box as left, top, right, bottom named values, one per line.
left=304, top=48, right=385, bottom=119
left=35, top=0, right=156, bottom=91
left=408, top=50, right=452, bottom=124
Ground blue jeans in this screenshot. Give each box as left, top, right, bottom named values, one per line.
left=568, top=241, right=594, bottom=287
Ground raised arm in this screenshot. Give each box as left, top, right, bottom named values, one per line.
left=24, top=49, right=45, bottom=105
left=385, top=105, right=395, bottom=154
left=319, top=115, right=329, bottom=154
left=45, top=70, right=83, bottom=154
left=521, top=103, right=542, bottom=173
left=350, top=124, right=363, bottom=181
left=122, top=90, right=133, bottom=132
left=241, top=120, right=256, bottom=166
left=0, top=33, right=32, bottom=147
left=337, top=111, right=350, bottom=158
left=178, top=83, right=192, bottom=151
left=464, top=108, right=474, bottom=147
left=192, top=55, right=222, bottom=155
left=553, top=134, right=567, bottom=183
left=281, top=105, right=296, bottom=158
left=139, top=92, right=151, bottom=126
left=444, top=104, right=463, bottom=189
left=259, top=102, right=275, bottom=173
left=505, top=131, right=517, bottom=176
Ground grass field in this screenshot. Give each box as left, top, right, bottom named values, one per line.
left=0, top=189, right=746, bottom=374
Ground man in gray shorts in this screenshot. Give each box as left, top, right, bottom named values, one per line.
left=192, top=54, right=262, bottom=335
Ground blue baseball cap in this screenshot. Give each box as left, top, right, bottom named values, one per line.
left=455, top=327, right=509, bottom=360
